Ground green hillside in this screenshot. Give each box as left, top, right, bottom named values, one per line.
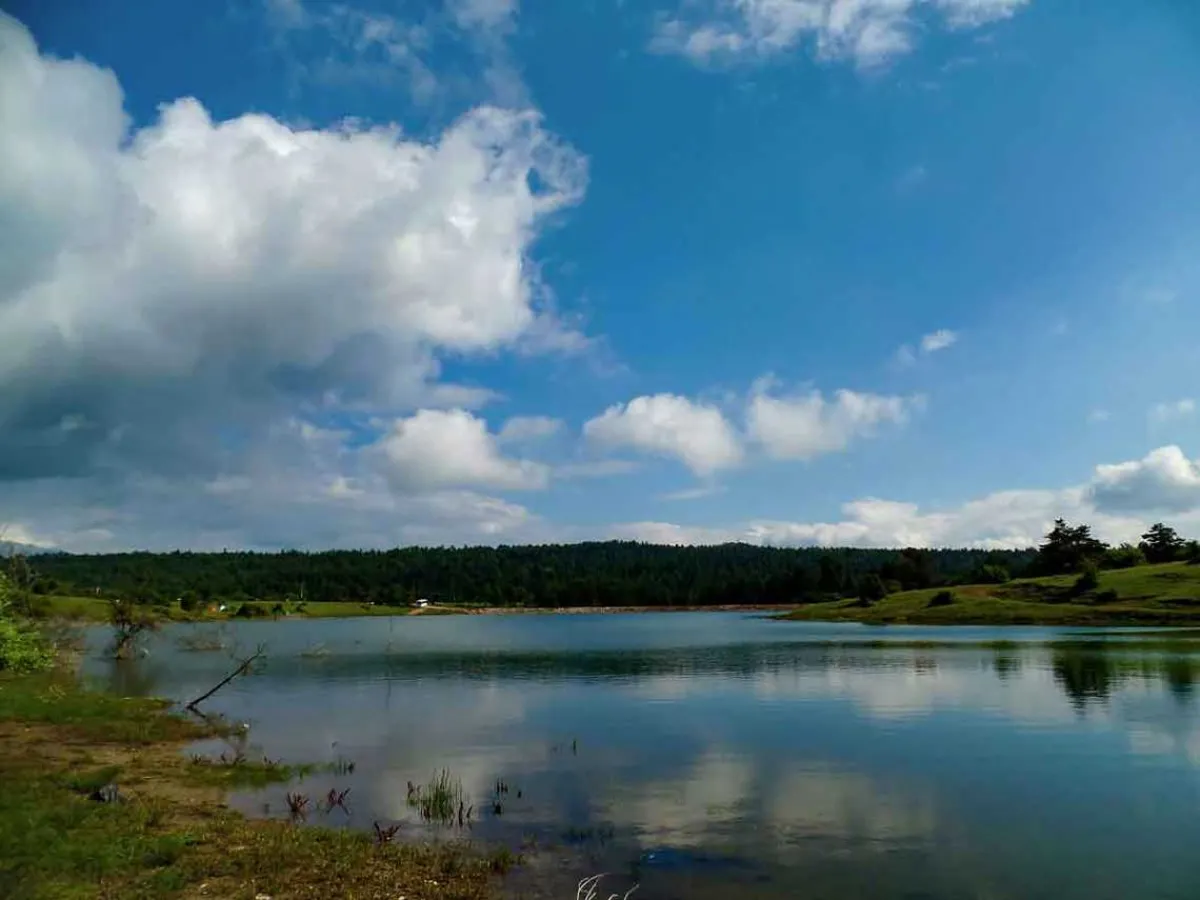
left=780, top=561, right=1200, bottom=626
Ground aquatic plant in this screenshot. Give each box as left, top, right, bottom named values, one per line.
left=406, top=770, right=471, bottom=826
left=373, top=821, right=401, bottom=844
left=323, top=787, right=351, bottom=814
left=285, top=791, right=310, bottom=820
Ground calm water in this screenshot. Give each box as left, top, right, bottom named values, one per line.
left=82, top=614, right=1200, bottom=899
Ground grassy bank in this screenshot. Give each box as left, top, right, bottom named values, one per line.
left=780, top=561, right=1200, bottom=626
left=0, top=670, right=509, bottom=899
left=33, top=596, right=468, bottom=623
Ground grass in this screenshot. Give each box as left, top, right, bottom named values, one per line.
left=407, top=770, right=472, bottom=826
left=779, top=561, right=1200, bottom=626
left=34, top=595, right=466, bottom=623
left=0, top=669, right=509, bottom=899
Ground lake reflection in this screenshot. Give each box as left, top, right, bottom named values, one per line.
left=82, top=614, right=1200, bottom=899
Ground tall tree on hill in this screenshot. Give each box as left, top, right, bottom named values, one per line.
left=1139, top=523, right=1185, bottom=564
left=1035, top=519, right=1108, bottom=575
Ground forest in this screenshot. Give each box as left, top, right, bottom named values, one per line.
left=15, top=520, right=1197, bottom=610
left=22, top=542, right=1036, bottom=609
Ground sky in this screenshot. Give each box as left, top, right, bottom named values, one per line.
left=1, top=0, right=1199, bottom=553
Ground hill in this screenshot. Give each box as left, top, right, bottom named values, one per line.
left=779, top=561, right=1200, bottom=626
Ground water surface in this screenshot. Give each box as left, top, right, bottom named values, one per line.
left=83, top=613, right=1200, bottom=899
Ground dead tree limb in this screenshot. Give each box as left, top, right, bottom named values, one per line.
left=186, top=644, right=266, bottom=712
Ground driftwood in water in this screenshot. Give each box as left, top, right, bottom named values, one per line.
left=185, top=644, right=266, bottom=711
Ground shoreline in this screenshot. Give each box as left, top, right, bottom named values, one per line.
left=0, top=667, right=516, bottom=898
left=458, top=603, right=788, bottom=615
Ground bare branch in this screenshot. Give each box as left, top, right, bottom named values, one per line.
left=185, top=643, right=266, bottom=711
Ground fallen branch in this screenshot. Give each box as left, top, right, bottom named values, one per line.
left=186, top=644, right=266, bottom=711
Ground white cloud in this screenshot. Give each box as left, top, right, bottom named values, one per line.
left=896, top=328, right=957, bottom=366
left=1088, top=409, right=1111, bottom=424
left=660, top=485, right=727, bottom=501
left=650, top=0, right=1031, bottom=69
left=448, top=0, right=518, bottom=32
left=919, top=328, right=958, bottom=354
left=554, top=459, right=642, bottom=479
left=496, top=415, right=562, bottom=443
left=0, top=522, right=55, bottom=549
left=610, top=521, right=741, bottom=546
left=1089, top=446, right=1200, bottom=515
left=615, top=445, right=1200, bottom=548
left=0, top=13, right=585, bottom=484
left=583, top=394, right=743, bottom=476
left=263, top=0, right=525, bottom=105
left=376, top=409, right=549, bottom=491
left=747, top=382, right=921, bottom=461
left=1149, top=399, right=1196, bottom=424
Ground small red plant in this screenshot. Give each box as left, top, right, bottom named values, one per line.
left=374, top=821, right=401, bottom=845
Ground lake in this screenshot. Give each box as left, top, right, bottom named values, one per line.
left=81, top=613, right=1200, bottom=899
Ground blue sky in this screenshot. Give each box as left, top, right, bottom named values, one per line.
left=1, top=0, right=1199, bottom=551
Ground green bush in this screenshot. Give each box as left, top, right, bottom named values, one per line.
left=858, top=574, right=887, bottom=605
left=1072, top=562, right=1100, bottom=595
left=973, top=564, right=1011, bottom=584
left=928, top=590, right=955, bottom=608
left=1093, top=589, right=1120, bottom=604
left=0, top=572, right=54, bottom=673
left=1186, top=541, right=1200, bottom=565
left=1103, top=544, right=1145, bottom=570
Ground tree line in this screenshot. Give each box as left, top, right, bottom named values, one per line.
left=15, top=522, right=1198, bottom=610
left=1032, top=520, right=1200, bottom=576
left=24, top=543, right=1035, bottom=609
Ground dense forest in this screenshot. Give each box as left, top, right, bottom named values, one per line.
left=25, top=542, right=1038, bottom=609
left=17, top=520, right=1198, bottom=610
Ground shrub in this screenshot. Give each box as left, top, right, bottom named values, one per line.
left=858, top=574, right=887, bottom=605
left=1072, top=562, right=1100, bottom=596
left=973, top=564, right=1011, bottom=584
left=0, top=572, right=54, bottom=673
left=928, top=590, right=955, bottom=608
left=107, top=597, right=158, bottom=660
left=1103, top=544, right=1145, bottom=570
left=1094, top=589, right=1120, bottom=604
left=1186, top=541, right=1200, bottom=565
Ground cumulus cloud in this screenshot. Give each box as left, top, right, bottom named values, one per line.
left=747, top=382, right=921, bottom=461
left=497, top=415, right=563, bottom=443
left=0, top=12, right=585, bottom=485
left=650, top=0, right=1031, bottom=68
left=614, top=445, right=1200, bottom=549
left=554, top=459, right=642, bottom=479
left=583, top=394, right=743, bottom=476
left=1089, top=446, right=1200, bottom=515
left=376, top=409, right=549, bottom=491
